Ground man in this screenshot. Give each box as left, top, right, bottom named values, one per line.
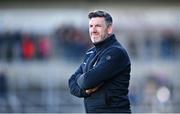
left=68, top=10, right=131, bottom=113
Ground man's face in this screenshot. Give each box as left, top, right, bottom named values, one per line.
left=89, top=17, right=112, bottom=43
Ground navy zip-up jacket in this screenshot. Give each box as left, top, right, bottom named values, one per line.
left=68, top=34, right=131, bottom=113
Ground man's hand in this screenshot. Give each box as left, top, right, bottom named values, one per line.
left=85, top=84, right=103, bottom=95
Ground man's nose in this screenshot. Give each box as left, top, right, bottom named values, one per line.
left=92, top=27, right=97, bottom=32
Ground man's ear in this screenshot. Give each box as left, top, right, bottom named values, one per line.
left=107, top=25, right=113, bottom=34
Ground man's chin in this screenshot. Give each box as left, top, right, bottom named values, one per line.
left=92, top=40, right=100, bottom=43
left=91, top=38, right=100, bottom=43
left=92, top=39, right=102, bottom=44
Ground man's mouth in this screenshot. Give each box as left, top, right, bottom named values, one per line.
left=92, top=33, right=99, bottom=35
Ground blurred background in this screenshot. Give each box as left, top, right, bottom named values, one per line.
left=0, top=0, right=180, bottom=113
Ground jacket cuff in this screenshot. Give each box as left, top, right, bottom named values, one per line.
left=81, top=89, right=90, bottom=98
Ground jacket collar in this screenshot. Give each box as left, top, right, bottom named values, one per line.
left=93, top=34, right=117, bottom=51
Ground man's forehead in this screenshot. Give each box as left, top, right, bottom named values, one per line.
left=89, top=17, right=105, bottom=24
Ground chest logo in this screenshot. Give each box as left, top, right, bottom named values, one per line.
left=106, top=55, right=111, bottom=60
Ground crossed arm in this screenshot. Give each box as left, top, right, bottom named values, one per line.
left=68, top=48, right=129, bottom=97
left=68, top=63, right=102, bottom=98
left=68, top=64, right=90, bottom=98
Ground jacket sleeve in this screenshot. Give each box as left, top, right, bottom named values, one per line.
left=77, top=47, right=130, bottom=90
left=68, top=64, right=90, bottom=98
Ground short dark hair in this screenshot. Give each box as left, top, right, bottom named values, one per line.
left=88, top=10, right=113, bottom=27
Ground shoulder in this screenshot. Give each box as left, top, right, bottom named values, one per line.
left=106, top=43, right=128, bottom=56
left=82, top=47, right=96, bottom=60
left=100, top=43, right=130, bottom=64
left=85, top=47, right=96, bottom=55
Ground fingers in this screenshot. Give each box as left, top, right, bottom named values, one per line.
left=85, top=86, right=99, bottom=94
left=85, top=83, right=104, bottom=94
left=85, top=90, right=92, bottom=94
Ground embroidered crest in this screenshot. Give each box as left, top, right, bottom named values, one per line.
left=106, top=55, right=111, bottom=60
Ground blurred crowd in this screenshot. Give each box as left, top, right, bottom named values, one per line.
left=0, top=31, right=53, bottom=62
left=126, top=29, right=180, bottom=61
left=53, top=25, right=92, bottom=61
left=0, top=27, right=179, bottom=63
left=0, top=25, right=92, bottom=63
